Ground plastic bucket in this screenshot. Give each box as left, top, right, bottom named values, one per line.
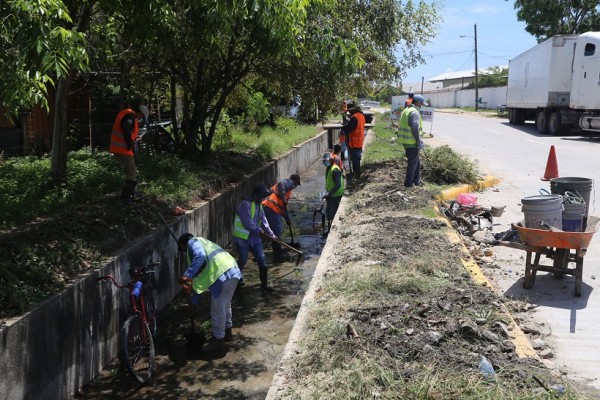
left=550, top=177, right=593, bottom=218
left=521, top=195, right=563, bottom=229
left=562, top=202, right=586, bottom=232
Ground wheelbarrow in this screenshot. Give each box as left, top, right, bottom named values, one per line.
left=495, top=216, right=599, bottom=297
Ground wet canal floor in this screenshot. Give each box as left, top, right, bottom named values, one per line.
left=80, top=159, right=333, bottom=399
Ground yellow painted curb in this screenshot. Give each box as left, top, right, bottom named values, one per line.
left=435, top=205, right=539, bottom=360
left=437, top=175, right=501, bottom=201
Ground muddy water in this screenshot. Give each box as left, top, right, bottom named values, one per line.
left=80, top=159, right=331, bottom=399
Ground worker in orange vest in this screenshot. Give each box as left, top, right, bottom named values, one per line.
left=109, top=98, right=149, bottom=204
left=261, top=174, right=301, bottom=262
left=330, top=143, right=345, bottom=177
left=339, top=103, right=365, bottom=181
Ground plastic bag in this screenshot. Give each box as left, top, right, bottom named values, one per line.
left=457, top=193, right=478, bottom=206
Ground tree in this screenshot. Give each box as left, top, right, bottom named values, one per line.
left=265, top=0, right=441, bottom=121
left=0, top=0, right=87, bottom=115
left=510, top=0, right=600, bottom=41
left=470, top=66, right=508, bottom=88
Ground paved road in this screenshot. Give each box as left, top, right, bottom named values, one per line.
left=430, top=111, right=600, bottom=390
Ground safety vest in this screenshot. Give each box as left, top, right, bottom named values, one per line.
left=347, top=112, right=365, bottom=149
left=326, top=164, right=345, bottom=198
left=232, top=201, right=263, bottom=240
left=398, top=106, right=422, bottom=147
left=186, top=237, right=236, bottom=294
left=109, top=109, right=139, bottom=156
left=262, top=183, right=291, bottom=215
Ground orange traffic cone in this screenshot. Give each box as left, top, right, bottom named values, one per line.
left=541, top=145, right=559, bottom=181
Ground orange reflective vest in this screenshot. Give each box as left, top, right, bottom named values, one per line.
left=347, top=112, right=365, bottom=149
left=262, top=183, right=291, bottom=216
left=109, top=109, right=139, bottom=156
left=331, top=153, right=344, bottom=171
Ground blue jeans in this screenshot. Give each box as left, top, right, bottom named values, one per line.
left=264, top=206, right=285, bottom=257
left=235, top=241, right=267, bottom=270
left=404, top=147, right=421, bottom=187
left=348, top=148, right=362, bottom=177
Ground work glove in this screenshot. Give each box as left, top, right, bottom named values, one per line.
left=322, top=193, right=329, bottom=200
left=418, top=140, right=425, bottom=151
left=179, top=276, right=193, bottom=294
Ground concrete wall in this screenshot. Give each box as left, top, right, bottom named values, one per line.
left=425, top=86, right=507, bottom=109
left=0, top=130, right=329, bottom=400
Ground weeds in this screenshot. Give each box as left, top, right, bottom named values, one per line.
left=0, top=118, right=318, bottom=318
left=421, top=145, right=479, bottom=185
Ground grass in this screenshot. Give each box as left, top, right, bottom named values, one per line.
left=0, top=117, right=318, bottom=318
left=273, top=112, right=586, bottom=400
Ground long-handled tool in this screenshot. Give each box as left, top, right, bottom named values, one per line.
left=159, top=212, right=204, bottom=344
left=261, top=232, right=304, bottom=267
left=184, top=291, right=205, bottom=345
left=284, top=207, right=301, bottom=249
left=158, top=212, right=179, bottom=243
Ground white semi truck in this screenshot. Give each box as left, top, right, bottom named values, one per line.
left=507, top=32, right=600, bottom=135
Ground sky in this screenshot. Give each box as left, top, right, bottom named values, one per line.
left=402, top=1, right=539, bottom=86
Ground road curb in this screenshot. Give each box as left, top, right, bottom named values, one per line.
left=435, top=178, right=539, bottom=360
left=437, top=175, right=500, bottom=201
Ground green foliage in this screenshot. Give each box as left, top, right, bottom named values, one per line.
left=511, top=0, right=600, bottom=42
left=245, top=92, right=270, bottom=133
left=0, top=149, right=121, bottom=229
left=0, top=0, right=89, bottom=113
left=421, top=145, right=479, bottom=185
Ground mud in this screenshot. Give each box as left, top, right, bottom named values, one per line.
left=79, top=161, right=329, bottom=399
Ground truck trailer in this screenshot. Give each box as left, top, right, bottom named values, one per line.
left=507, top=32, right=600, bottom=135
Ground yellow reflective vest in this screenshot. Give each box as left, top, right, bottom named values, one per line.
left=232, top=201, right=264, bottom=240
left=186, top=237, right=236, bottom=294
left=326, top=164, right=345, bottom=198
left=398, top=106, right=422, bottom=148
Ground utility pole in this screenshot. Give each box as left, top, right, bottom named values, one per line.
left=474, top=23, right=479, bottom=111
left=420, top=76, right=424, bottom=94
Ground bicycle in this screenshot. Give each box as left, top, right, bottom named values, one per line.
left=137, top=121, right=175, bottom=155
left=96, top=261, right=159, bottom=384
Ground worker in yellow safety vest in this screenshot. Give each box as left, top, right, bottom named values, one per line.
left=233, top=183, right=277, bottom=292
left=178, top=233, right=241, bottom=353
left=321, top=152, right=345, bottom=236
left=398, top=94, right=427, bottom=188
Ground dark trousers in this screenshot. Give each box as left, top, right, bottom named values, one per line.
left=404, top=147, right=420, bottom=187
left=348, top=148, right=362, bottom=177
left=264, top=206, right=284, bottom=258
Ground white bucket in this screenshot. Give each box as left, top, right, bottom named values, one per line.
left=521, top=195, right=563, bottom=229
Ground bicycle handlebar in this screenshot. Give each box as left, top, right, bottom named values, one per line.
left=97, top=261, right=160, bottom=288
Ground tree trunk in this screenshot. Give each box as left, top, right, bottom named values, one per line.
left=170, top=75, right=179, bottom=147
left=51, top=76, right=73, bottom=181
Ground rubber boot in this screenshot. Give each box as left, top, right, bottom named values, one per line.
left=131, top=180, right=143, bottom=201
left=124, top=180, right=141, bottom=201
left=259, top=268, right=274, bottom=292
left=224, top=327, right=234, bottom=342
left=202, top=337, right=226, bottom=353
left=273, top=242, right=287, bottom=263
left=120, top=181, right=134, bottom=205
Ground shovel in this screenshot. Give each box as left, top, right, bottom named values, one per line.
left=261, top=232, right=304, bottom=267
left=284, top=207, right=301, bottom=249
left=184, top=290, right=205, bottom=345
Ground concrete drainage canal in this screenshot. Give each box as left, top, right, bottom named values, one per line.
left=80, top=159, right=331, bottom=399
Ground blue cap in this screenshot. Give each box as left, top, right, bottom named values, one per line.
left=413, top=94, right=428, bottom=106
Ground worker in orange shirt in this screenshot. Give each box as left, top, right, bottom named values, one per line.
left=109, top=98, right=149, bottom=204
left=261, top=174, right=301, bottom=262
left=339, top=102, right=365, bottom=181
left=330, top=143, right=345, bottom=177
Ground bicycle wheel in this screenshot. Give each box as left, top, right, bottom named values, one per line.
left=119, top=314, right=155, bottom=384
